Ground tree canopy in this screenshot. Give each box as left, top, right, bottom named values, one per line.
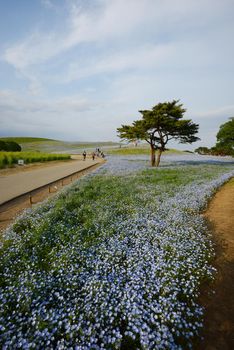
left=0, top=140, right=21, bottom=152
left=215, top=117, right=234, bottom=155
left=117, top=100, right=199, bottom=166
left=195, top=147, right=210, bottom=155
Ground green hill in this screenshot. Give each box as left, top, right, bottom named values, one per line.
left=108, top=146, right=185, bottom=155
left=0, top=137, right=119, bottom=153
left=0, top=137, right=57, bottom=143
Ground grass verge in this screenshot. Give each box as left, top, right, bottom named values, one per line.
left=0, top=152, right=70, bottom=169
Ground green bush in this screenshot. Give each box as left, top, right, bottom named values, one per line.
left=195, top=147, right=211, bottom=155
left=0, top=140, right=21, bottom=152
left=0, top=141, right=6, bottom=151
left=6, top=141, right=21, bottom=152
left=0, top=152, right=70, bottom=169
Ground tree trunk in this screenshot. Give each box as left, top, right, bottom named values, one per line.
left=150, top=146, right=156, bottom=166
left=156, top=149, right=162, bottom=167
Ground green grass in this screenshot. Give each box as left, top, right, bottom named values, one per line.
left=0, top=137, right=57, bottom=143
left=0, top=137, right=120, bottom=153
left=108, top=146, right=184, bottom=155
left=0, top=152, right=71, bottom=169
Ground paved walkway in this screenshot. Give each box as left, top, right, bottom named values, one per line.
left=0, top=159, right=101, bottom=205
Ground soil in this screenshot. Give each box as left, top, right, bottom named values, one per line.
left=197, top=178, right=234, bottom=349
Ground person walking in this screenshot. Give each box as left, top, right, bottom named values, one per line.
left=92, top=152, right=95, bottom=161
left=83, top=151, right=86, bottom=161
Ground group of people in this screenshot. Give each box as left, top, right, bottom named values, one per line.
left=82, top=148, right=105, bottom=161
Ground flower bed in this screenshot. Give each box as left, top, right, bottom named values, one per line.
left=0, top=155, right=233, bottom=349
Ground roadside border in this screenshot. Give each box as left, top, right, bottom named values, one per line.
left=0, top=161, right=104, bottom=231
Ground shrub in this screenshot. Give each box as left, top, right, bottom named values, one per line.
left=0, top=141, right=22, bottom=152
left=0, top=140, right=21, bottom=152
left=0, top=152, right=70, bottom=169
left=0, top=141, right=7, bottom=151
left=5, top=141, right=22, bottom=152
left=195, top=147, right=211, bottom=155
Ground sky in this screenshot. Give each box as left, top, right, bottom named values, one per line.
left=0, top=0, right=234, bottom=149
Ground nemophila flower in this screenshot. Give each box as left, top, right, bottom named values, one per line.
left=0, top=154, right=233, bottom=349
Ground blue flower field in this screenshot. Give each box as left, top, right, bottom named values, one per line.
left=0, top=154, right=233, bottom=349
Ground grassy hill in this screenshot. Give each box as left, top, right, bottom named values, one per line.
left=0, top=137, right=57, bottom=143
left=108, top=144, right=185, bottom=155
left=0, top=137, right=119, bottom=153
left=0, top=137, right=189, bottom=155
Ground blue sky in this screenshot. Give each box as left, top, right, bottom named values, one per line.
left=0, top=0, right=234, bottom=149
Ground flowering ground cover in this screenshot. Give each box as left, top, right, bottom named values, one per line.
left=0, top=154, right=233, bottom=349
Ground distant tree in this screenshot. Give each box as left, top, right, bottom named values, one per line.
left=117, top=100, right=200, bottom=166
left=0, top=140, right=21, bottom=152
left=5, top=141, right=22, bottom=152
left=215, top=117, right=234, bottom=156
left=211, top=145, right=233, bottom=156
left=0, top=140, right=6, bottom=151
left=195, top=147, right=211, bottom=155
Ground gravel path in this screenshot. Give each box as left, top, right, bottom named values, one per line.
left=0, top=158, right=101, bottom=205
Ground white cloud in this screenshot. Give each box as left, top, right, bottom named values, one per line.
left=194, top=105, right=234, bottom=120
left=1, top=0, right=233, bottom=142
left=62, top=43, right=173, bottom=82
left=4, top=32, right=64, bottom=70
left=41, top=0, right=54, bottom=9
left=0, top=89, right=100, bottom=139
left=0, top=88, right=233, bottom=144
left=4, top=0, right=231, bottom=70
left=41, top=0, right=55, bottom=10
left=4, top=0, right=146, bottom=70
left=2, top=0, right=233, bottom=97
left=66, top=0, right=150, bottom=45
left=0, top=89, right=93, bottom=115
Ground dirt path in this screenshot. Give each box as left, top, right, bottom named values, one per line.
left=197, top=178, right=234, bottom=349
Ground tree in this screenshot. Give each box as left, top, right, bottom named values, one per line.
left=117, top=100, right=200, bottom=166
left=215, top=117, right=234, bottom=156
left=5, top=141, right=22, bottom=152
left=0, top=140, right=21, bottom=152
left=195, top=147, right=211, bottom=155
left=0, top=141, right=6, bottom=151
